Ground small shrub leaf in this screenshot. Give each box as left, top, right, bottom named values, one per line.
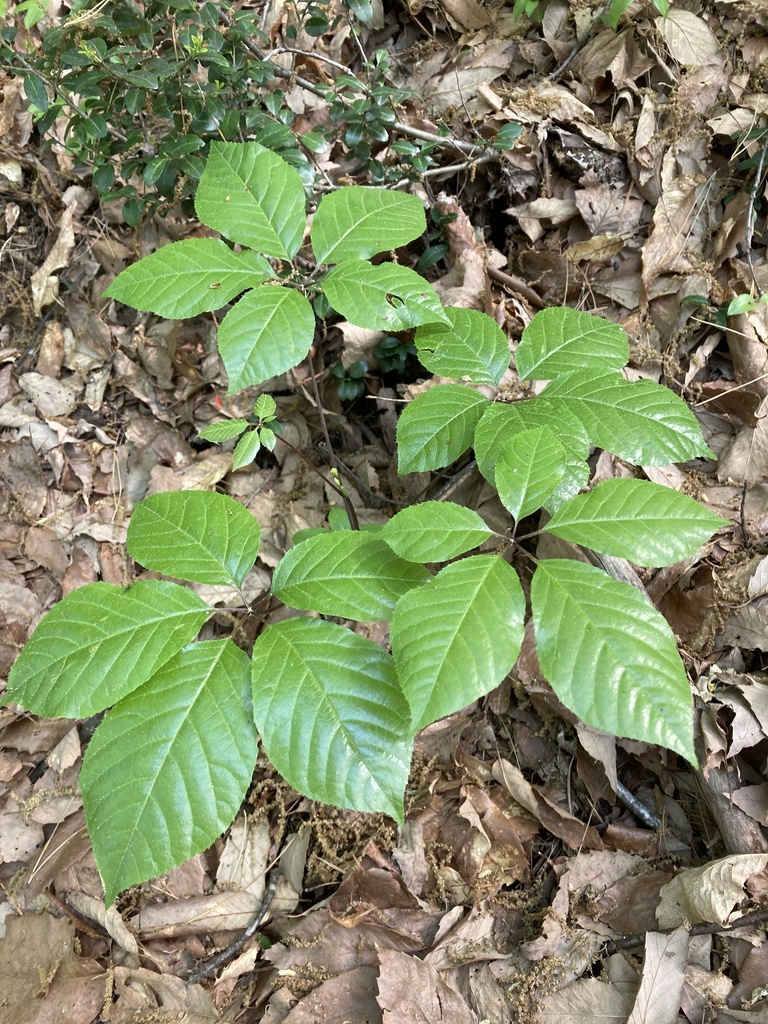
left=198, top=420, right=249, bottom=442
left=517, top=307, right=629, bottom=381
left=382, top=501, right=493, bottom=562
left=531, top=559, right=696, bottom=761
left=397, top=384, right=489, bottom=474
left=195, top=141, right=306, bottom=259
left=392, top=555, right=525, bottom=733
left=252, top=618, right=411, bottom=822
left=218, top=287, right=315, bottom=391
left=311, top=187, right=426, bottom=264
left=272, top=532, right=431, bottom=621
left=541, top=371, right=715, bottom=464
left=322, top=260, right=449, bottom=331
left=543, top=479, right=726, bottom=566
left=127, top=491, right=261, bottom=586
left=415, top=307, right=510, bottom=385
left=7, top=581, right=210, bottom=718
left=81, top=639, right=257, bottom=904
left=496, top=426, right=566, bottom=520
left=103, top=239, right=270, bottom=318
left=232, top=429, right=262, bottom=470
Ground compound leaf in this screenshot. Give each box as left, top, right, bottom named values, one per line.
left=311, top=187, right=426, bottom=264
left=541, top=371, right=715, bottom=464
left=80, top=639, right=256, bottom=904
left=531, top=559, right=695, bottom=761
left=496, top=426, right=566, bottom=520
left=382, top=501, right=493, bottom=562
left=517, top=307, right=629, bottom=381
left=195, top=140, right=306, bottom=259
left=415, top=307, right=510, bottom=385
left=7, top=581, right=210, bottom=718
left=392, top=555, right=525, bottom=732
left=543, top=479, right=726, bottom=566
left=272, top=532, right=431, bottom=621
left=127, top=491, right=261, bottom=587
left=218, top=287, right=315, bottom=391
left=103, top=239, right=270, bottom=318
left=397, top=384, right=489, bottom=474
left=252, top=618, right=411, bottom=822
left=322, top=260, right=449, bottom=331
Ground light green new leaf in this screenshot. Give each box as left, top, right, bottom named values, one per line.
left=531, top=559, right=695, bottom=761
left=322, top=260, right=449, bottom=331
left=252, top=618, right=411, bottom=822
left=397, top=384, right=489, bottom=474
left=543, top=478, right=726, bottom=566
left=198, top=419, right=249, bottom=442
left=541, top=371, right=715, bottom=464
left=232, top=429, right=262, bottom=469
left=127, top=491, right=261, bottom=587
left=272, top=532, right=431, bottom=620
left=517, top=307, right=629, bottom=381
left=474, top=401, right=590, bottom=509
left=382, top=501, right=493, bottom=562
left=496, top=426, right=566, bottom=520
left=7, top=581, right=210, bottom=718
left=218, top=286, right=315, bottom=391
left=415, top=307, right=510, bottom=385
left=311, top=187, right=426, bottom=264
left=194, top=141, right=306, bottom=259
left=103, top=239, right=270, bottom=319
left=392, top=555, right=525, bottom=733
left=81, top=639, right=257, bottom=904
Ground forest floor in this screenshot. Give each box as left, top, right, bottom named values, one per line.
left=2, top=1, right=768, bottom=1022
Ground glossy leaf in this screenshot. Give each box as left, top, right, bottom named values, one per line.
left=322, top=260, right=449, bottom=331
left=543, top=479, right=726, bottom=566
left=127, top=491, right=261, bottom=586
left=397, top=384, right=489, bottom=474
left=392, top=555, right=525, bottom=733
left=382, top=501, right=493, bottom=562
left=218, top=287, right=315, bottom=391
left=195, top=141, right=306, bottom=259
left=103, top=239, right=270, bottom=318
left=7, top=581, right=210, bottom=718
left=496, top=426, right=566, bottom=520
left=272, top=532, right=431, bottom=621
left=531, top=559, right=695, bottom=761
left=517, top=307, right=629, bottom=381
left=81, top=639, right=257, bottom=904
left=252, top=618, right=411, bottom=821
left=541, top=371, right=715, bottom=464
left=414, top=307, right=510, bottom=385
left=311, top=187, right=425, bottom=264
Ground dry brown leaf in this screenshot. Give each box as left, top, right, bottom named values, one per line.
left=537, top=976, right=637, bottom=1024
left=628, top=926, right=689, bottom=1024
left=656, top=9, right=722, bottom=67
left=378, top=949, right=475, bottom=1023
left=109, top=965, right=217, bottom=1024
left=657, top=854, right=768, bottom=928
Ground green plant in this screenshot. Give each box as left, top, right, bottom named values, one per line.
left=331, top=358, right=368, bottom=400
left=7, top=141, right=724, bottom=904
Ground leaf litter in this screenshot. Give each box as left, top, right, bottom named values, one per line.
left=2, top=0, right=768, bottom=1020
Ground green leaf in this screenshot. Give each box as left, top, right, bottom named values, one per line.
left=251, top=618, right=411, bottom=822
left=232, top=429, right=262, bottom=469
left=272, top=532, right=430, bottom=621
left=194, top=141, right=306, bottom=259
left=218, top=287, right=315, bottom=391
left=103, top=239, right=270, bottom=318
left=81, top=639, right=257, bottom=904
left=414, top=307, right=510, bottom=385
left=24, top=71, right=49, bottom=112
left=382, top=501, right=493, bottom=562
left=258, top=426, right=277, bottom=451
left=322, top=260, right=449, bottom=331
left=311, top=187, right=425, bottom=264
left=531, top=559, right=695, bottom=761
left=607, top=0, right=634, bottom=28
left=198, top=419, right=249, bottom=442
left=397, top=384, right=489, bottom=474
left=254, top=394, right=277, bottom=420
left=727, top=294, right=758, bottom=316
left=392, top=556, right=525, bottom=733
left=496, top=426, right=566, bottom=520
left=127, top=491, right=261, bottom=587
left=541, top=371, right=715, bottom=465
left=7, top=581, right=210, bottom=718
left=543, top=479, right=726, bottom=567
left=516, top=307, right=629, bottom=381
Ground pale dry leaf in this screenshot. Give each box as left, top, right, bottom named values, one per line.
left=66, top=892, right=139, bottom=955
left=729, top=783, right=768, bottom=826
left=656, top=854, right=768, bottom=928
left=537, top=977, right=637, bottom=1024
left=30, top=202, right=77, bottom=317
left=110, top=965, right=216, bottom=1024
left=378, top=949, right=475, bottom=1023
left=628, top=926, right=688, bottom=1024
left=656, top=9, right=721, bottom=67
